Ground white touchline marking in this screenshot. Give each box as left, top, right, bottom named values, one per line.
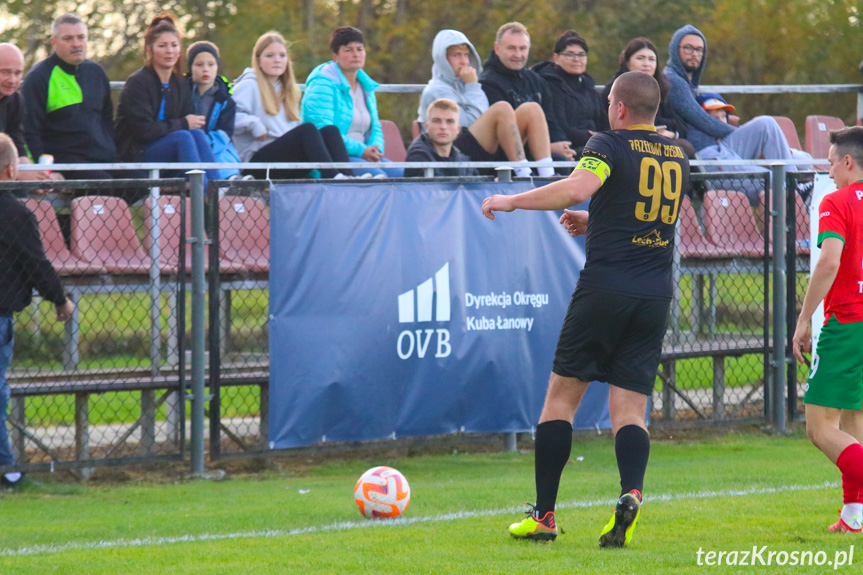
left=0, top=481, right=839, bottom=557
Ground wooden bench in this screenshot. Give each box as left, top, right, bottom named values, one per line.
left=4, top=366, right=269, bottom=475
left=658, top=334, right=769, bottom=423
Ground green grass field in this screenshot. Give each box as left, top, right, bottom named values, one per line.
left=0, top=430, right=857, bottom=574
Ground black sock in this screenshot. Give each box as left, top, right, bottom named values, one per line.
left=615, top=424, right=650, bottom=500
left=534, top=420, right=573, bottom=516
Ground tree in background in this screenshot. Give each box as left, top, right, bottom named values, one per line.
left=1, top=0, right=859, bottom=136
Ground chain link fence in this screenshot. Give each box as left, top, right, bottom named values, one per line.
left=1, top=179, right=189, bottom=477
left=654, top=170, right=789, bottom=425
left=206, top=180, right=270, bottom=459
left=2, top=168, right=818, bottom=472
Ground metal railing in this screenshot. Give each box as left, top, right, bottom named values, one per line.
left=103, top=81, right=863, bottom=119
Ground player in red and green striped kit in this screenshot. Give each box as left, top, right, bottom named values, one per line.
left=793, top=126, right=863, bottom=534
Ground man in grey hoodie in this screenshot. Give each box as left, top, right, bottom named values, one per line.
left=664, top=25, right=809, bottom=205
left=419, top=30, right=550, bottom=177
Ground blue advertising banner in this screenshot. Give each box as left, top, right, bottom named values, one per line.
left=268, top=181, right=611, bottom=449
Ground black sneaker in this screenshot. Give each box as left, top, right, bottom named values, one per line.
left=599, top=492, right=642, bottom=548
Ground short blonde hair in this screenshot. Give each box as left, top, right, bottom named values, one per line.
left=445, top=43, right=471, bottom=55
left=427, top=98, right=460, bottom=118
left=495, top=22, right=529, bottom=44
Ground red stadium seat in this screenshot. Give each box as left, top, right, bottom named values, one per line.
left=805, top=115, right=844, bottom=161
left=771, top=116, right=802, bottom=150
left=677, top=195, right=736, bottom=258
left=143, top=196, right=246, bottom=274
left=381, top=119, right=407, bottom=162
left=702, top=190, right=766, bottom=258
left=70, top=196, right=150, bottom=274
left=219, top=196, right=269, bottom=272
left=21, top=198, right=105, bottom=275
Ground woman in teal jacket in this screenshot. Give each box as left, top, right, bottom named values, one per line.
left=301, top=26, right=402, bottom=177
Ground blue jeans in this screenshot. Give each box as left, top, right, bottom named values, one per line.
left=144, top=129, right=221, bottom=188
left=349, top=157, right=404, bottom=178
left=0, top=315, right=14, bottom=466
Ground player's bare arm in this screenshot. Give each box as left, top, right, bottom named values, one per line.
left=792, top=236, right=843, bottom=363
left=481, top=169, right=601, bottom=220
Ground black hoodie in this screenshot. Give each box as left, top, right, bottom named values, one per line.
left=0, top=93, right=27, bottom=157
left=479, top=50, right=566, bottom=142
left=532, top=61, right=609, bottom=148
left=0, top=192, right=66, bottom=315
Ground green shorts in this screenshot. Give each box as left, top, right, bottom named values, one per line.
left=804, top=315, right=863, bottom=410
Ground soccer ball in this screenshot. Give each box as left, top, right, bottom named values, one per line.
left=354, top=466, right=411, bottom=519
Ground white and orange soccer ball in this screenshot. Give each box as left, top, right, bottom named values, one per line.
left=354, top=466, right=411, bottom=519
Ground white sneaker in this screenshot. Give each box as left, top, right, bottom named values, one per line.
left=373, top=174, right=387, bottom=179
left=241, top=174, right=255, bottom=181
left=359, top=173, right=374, bottom=179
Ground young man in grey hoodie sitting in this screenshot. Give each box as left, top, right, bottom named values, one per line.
left=419, top=29, right=552, bottom=177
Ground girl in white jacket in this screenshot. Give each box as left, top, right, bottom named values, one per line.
left=232, top=31, right=350, bottom=179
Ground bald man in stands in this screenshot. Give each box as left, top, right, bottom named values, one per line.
left=0, top=43, right=56, bottom=186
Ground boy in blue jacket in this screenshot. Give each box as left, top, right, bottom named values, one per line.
left=186, top=41, right=244, bottom=180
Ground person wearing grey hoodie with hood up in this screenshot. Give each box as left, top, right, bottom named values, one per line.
left=419, top=29, right=552, bottom=177
left=664, top=25, right=810, bottom=204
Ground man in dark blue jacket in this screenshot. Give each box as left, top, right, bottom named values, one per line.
left=405, top=99, right=478, bottom=177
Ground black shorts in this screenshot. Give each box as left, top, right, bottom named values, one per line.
left=552, top=288, right=670, bottom=395
left=454, top=128, right=506, bottom=162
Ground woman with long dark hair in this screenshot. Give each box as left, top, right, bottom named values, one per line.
left=115, top=14, right=219, bottom=184
left=601, top=37, right=694, bottom=157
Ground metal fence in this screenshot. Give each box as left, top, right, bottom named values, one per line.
left=1, top=164, right=817, bottom=475
left=655, top=171, right=775, bottom=425
left=1, top=178, right=190, bottom=478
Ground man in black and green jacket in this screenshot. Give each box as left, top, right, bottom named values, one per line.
left=20, top=14, right=120, bottom=183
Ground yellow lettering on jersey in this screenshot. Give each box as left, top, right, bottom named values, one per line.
left=631, top=229, right=670, bottom=248
left=628, top=139, right=685, bottom=160
left=629, top=140, right=663, bottom=156
left=663, top=144, right=685, bottom=158
left=575, top=156, right=611, bottom=184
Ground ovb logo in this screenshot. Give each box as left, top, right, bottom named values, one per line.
left=396, top=263, right=452, bottom=360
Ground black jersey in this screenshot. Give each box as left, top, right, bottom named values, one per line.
left=575, top=125, right=689, bottom=300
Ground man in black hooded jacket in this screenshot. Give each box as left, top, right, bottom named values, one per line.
left=479, top=22, right=575, bottom=167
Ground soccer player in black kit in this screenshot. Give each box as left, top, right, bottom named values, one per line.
left=482, top=71, right=689, bottom=548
